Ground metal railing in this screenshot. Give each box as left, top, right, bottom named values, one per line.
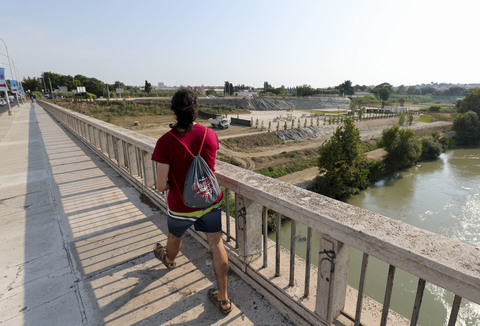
left=39, top=100, right=480, bottom=326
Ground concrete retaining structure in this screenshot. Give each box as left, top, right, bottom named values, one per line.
left=199, top=96, right=351, bottom=111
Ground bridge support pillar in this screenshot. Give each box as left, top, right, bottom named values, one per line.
left=315, top=234, right=350, bottom=324
left=235, top=194, right=262, bottom=265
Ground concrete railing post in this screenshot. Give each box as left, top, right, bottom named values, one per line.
left=315, top=234, right=350, bottom=324
left=235, top=194, right=262, bottom=264
left=143, top=150, right=155, bottom=188
left=100, top=131, right=107, bottom=153
left=127, top=143, right=138, bottom=176
left=117, top=139, right=125, bottom=168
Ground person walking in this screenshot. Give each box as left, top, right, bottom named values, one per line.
left=151, top=88, right=231, bottom=314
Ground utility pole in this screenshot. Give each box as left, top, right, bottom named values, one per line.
left=41, top=74, right=47, bottom=97
left=48, top=78, right=53, bottom=99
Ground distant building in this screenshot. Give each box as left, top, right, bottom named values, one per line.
left=382, top=106, right=408, bottom=113
left=236, top=91, right=258, bottom=98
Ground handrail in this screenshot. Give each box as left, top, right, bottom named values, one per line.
left=39, top=100, right=480, bottom=326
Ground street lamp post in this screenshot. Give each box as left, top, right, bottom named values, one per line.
left=0, top=38, right=13, bottom=114
left=9, top=56, right=22, bottom=105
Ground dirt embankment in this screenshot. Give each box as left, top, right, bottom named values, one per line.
left=217, top=117, right=452, bottom=184
left=54, top=100, right=453, bottom=186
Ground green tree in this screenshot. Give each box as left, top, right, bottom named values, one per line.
left=446, top=86, right=467, bottom=96
left=458, top=88, right=480, bottom=116
left=314, top=118, right=370, bottom=200
left=224, top=81, right=231, bottom=96
left=382, top=127, right=422, bottom=170
left=397, top=85, right=407, bottom=95
left=263, top=81, right=272, bottom=91
left=114, top=81, right=126, bottom=89
left=420, top=86, right=437, bottom=95
left=377, top=87, right=391, bottom=102
left=296, top=84, right=315, bottom=97
left=84, top=77, right=105, bottom=97
left=206, top=88, right=217, bottom=96
left=145, top=80, right=152, bottom=93
left=337, top=80, right=354, bottom=95
left=71, top=74, right=105, bottom=97
left=453, top=111, right=480, bottom=145
left=406, top=86, right=417, bottom=95
left=22, top=76, right=42, bottom=93
left=372, top=83, right=393, bottom=106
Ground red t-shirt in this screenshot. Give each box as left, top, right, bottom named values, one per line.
left=152, top=124, right=220, bottom=213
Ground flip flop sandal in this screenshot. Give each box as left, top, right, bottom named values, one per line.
left=153, top=243, right=176, bottom=269
left=208, top=288, right=232, bottom=314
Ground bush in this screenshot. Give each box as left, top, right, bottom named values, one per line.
left=420, top=136, right=443, bottom=160
left=453, top=111, right=480, bottom=145
left=86, top=92, right=96, bottom=100
left=429, top=105, right=441, bottom=112
left=382, top=126, right=422, bottom=170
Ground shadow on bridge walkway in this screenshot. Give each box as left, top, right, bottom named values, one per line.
left=0, top=103, right=294, bottom=325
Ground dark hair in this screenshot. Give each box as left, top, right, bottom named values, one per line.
left=169, top=88, right=198, bottom=134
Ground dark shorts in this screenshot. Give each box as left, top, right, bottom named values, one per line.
left=167, top=207, right=222, bottom=238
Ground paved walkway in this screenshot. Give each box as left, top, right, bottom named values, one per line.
left=0, top=103, right=293, bottom=325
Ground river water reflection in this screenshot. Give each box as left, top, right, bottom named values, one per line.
left=270, top=148, right=480, bottom=325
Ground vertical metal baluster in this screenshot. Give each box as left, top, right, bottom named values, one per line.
left=275, top=212, right=281, bottom=277
left=136, top=147, right=143, bottom=179
left=123, top=141, right=129, bottom=169
left=234, top=194, right=239, bottom=249
left=263, top=206, right=268, bottom=268
left=225, top=190, right=231, bottom=242
left=289, top=219, right=296, bottom=286
left=448, top=295, right=462, bottom=326
left=410, top=278, right=426, bottom=326
left=380, top=265, right=396, bottom=326
left=304, top=227, right=312, bottom=297
left=354, top=253, right=369, bottom=326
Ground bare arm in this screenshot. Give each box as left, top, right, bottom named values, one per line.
left=156, top=162, right=170, bottom=192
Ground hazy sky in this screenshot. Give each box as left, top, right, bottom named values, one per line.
left=1, top=0, right=479, bottom=88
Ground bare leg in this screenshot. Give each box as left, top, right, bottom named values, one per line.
left=165, top=232, right=182, bottom=265
left=206, top=231, right=230, bottom=310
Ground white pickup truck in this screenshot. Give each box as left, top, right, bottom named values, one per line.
left=208, top=116, right=230, bottom=129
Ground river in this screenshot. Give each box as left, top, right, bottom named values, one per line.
left=270, top=148, right=480, bottom=325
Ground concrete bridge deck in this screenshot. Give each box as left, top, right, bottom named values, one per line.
left=0, top=103, right=294, bottom=325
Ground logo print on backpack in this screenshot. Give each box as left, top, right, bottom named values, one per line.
left=192, top=175, right=216, bottom=198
